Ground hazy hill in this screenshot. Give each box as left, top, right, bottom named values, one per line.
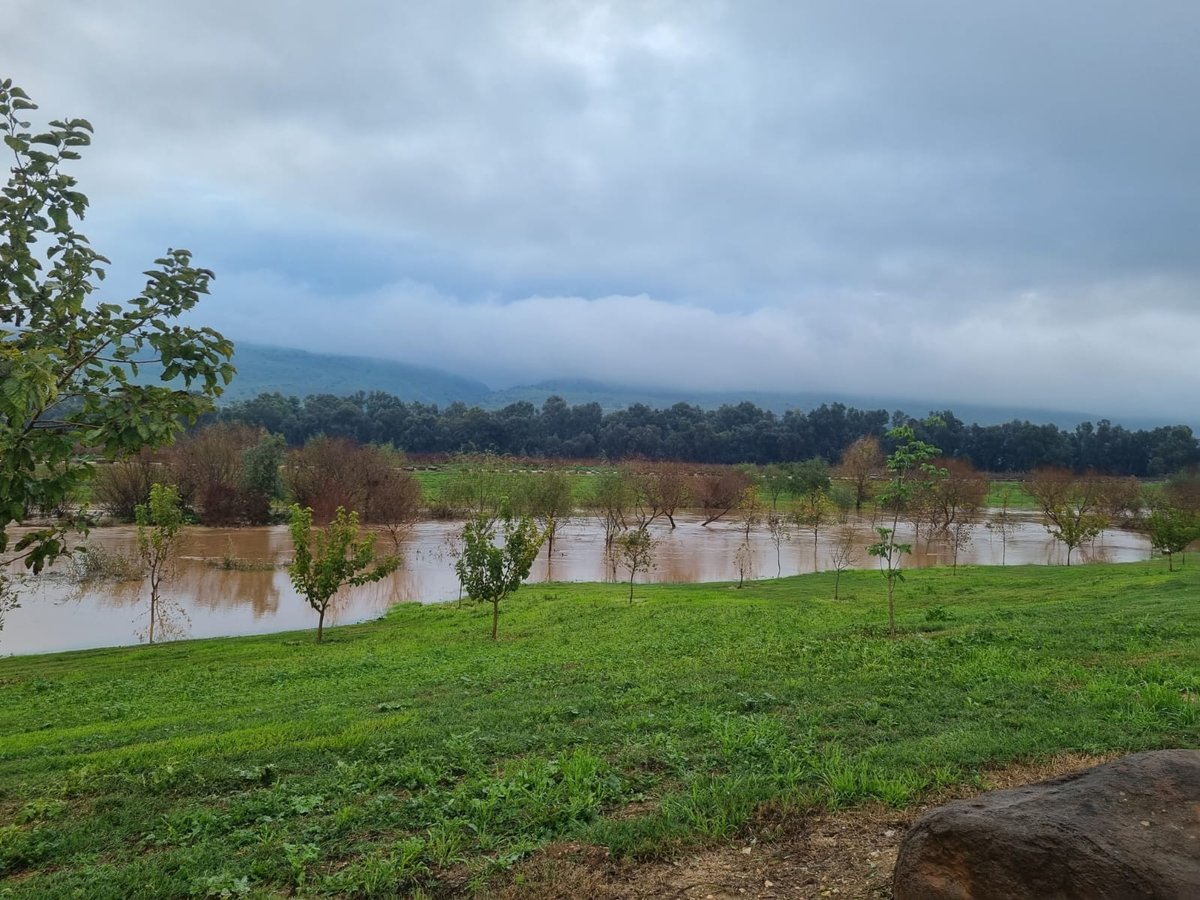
left=217, top=344, right=1177, bottom=430
left=218, top=343, right=491, bottom=406
left=477, top=379, right=1124, bottom=430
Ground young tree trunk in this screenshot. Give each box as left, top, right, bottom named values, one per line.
left=887, top=576, right=896, bottom=636
left=628, top=570, right=635, bottom=604
left=317, top=607, right=326, bottom=642
left=833, top=568, right=841, bottom=600
left=491, top=600, right=499, bottom=640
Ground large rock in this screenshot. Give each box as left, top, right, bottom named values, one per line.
left=894, top=750, right=1200, bottom=899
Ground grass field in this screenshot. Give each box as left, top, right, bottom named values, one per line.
left=410, top=462, right=1040, bottom=512
left=2, top=562, right=1197, bottom=897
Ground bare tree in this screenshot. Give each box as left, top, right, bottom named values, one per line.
left=928, top=459, right=988, bottom=537
left=93, top=448, right=166, bottom=521
left=368, top=465, right=423, bottom=554
left=628, top=461, right=691, bottom=529
left=695, top=467, right=754, bottom=526
left=588, top=467, right=631, bottom=551
left=733, top=541, right=754, bottom=588
left=1096, top=476, right=1143, bottom=527
left=793, top=487, right=833, bottom=568
left=765, top=512, right=790, bottom=577
left=985, top=487, right=1018, bottom=565
left=837, top=435, right=884, bottom=514
left=1026, top=468, right=1109, bottom=566
left=948, top=520, right=973, bottom=573
left=829, top=525, right=859, bottom=600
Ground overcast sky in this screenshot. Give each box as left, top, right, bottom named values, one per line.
left=5, top=1, right=1200, bottom=419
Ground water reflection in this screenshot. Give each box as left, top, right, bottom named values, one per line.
left=2, top=511, right=1157, bottom=656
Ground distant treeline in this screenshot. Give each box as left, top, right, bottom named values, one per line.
left=213, top=391, right=1200, bottom=476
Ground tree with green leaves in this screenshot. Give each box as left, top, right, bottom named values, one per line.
left=867, top=425, right=941, bottom=635
left=135, top=482, right=185, bottom=644
left=287, top=504, right=399, bottom=642
left=455, top=514, right=545, bottom=639
left=616, top=524, right=656, bottom=603
left=0, top=79, right=233, bottom=592
left=1144, top=502, right=1199, bottom=571
left=514, top=470, right=574, bottom=564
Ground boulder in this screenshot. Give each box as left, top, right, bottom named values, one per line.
left=894, top=750, right=1200, bottom=899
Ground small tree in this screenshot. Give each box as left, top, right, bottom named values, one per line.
left=696, top=467, right=754, bottom=526
left=135, top=483, right=185, bottom=644
left=737, top=487, right=765, bottom=542
left=761, top=464, right=792, bottom=511
left=867, top=425, right=941, bottom=636
left=985, top=487, right=1018, bottom=565
left=829, top=524, right=858, bottom=600
left=948, top=520, right=973, bottom=573
left=288, top=505, right=399, bottom=642
left=1027, top=468, right=1107, bottom=565
left=1145, top=504, right=1199, bottom=571
left=793, top=487, right=833, bottom=568
left=515, top=470, right=574, bottom=563
left=456, top=514, right=545, bottom=639
left=837, top=436, right=884, bottom=513
left=616, top=525, right=656, bottom=603
left=367, top=459, right=423, bottom=553
left=589, top=467, right=630, bottom=550
left=733, top=541, right=754, bottom=588
left=765, top=512, right=790, bottom=577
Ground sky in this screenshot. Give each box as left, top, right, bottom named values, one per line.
left=5, top=1, right=1200, bottom=420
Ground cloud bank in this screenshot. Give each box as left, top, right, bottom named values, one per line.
left=4, top=1, right=1199, bottom=418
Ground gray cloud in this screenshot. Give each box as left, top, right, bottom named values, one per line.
left=4, top=1, right=1200, bottom=418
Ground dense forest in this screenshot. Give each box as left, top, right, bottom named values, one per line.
left=215, top=391, right=1200, bottom=476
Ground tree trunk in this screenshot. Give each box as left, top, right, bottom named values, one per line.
left=887, top=577, right=896, bottom=636
left=317, top=607, right=325, bottom=642
left=834, top=568, right=841, bottom=600
left=491, top=601, right=499, bottom=640
left=629, top=571, right=635, bottom=603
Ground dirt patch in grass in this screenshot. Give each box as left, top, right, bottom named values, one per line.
left=485, top=753, right=1112, bottom=900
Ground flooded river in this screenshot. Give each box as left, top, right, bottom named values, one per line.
left=2, top=512, right=1153, bottom=655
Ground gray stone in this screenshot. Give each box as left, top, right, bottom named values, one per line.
left=894, top=750, right=1200, bottom=899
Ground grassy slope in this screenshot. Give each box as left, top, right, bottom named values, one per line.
left=2, top=563, right=1198, bottom=897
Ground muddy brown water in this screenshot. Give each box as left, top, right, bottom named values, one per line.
left=2, top=512, right=1153, bottom=655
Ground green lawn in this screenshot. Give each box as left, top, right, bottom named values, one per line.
left=2, top=562, right=1197, bottom=897
left=985, top=479, right=1038, bottom=510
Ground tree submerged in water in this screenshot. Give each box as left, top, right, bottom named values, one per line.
left=135, top=483, right=184, bottom=643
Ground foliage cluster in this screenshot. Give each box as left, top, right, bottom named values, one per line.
left=219, top=390, right=1200, bottom=475
left=0, top=79, right=233, bottom=581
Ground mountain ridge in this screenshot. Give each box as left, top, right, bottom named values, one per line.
left=215, top=342, right=1186, bottom=431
